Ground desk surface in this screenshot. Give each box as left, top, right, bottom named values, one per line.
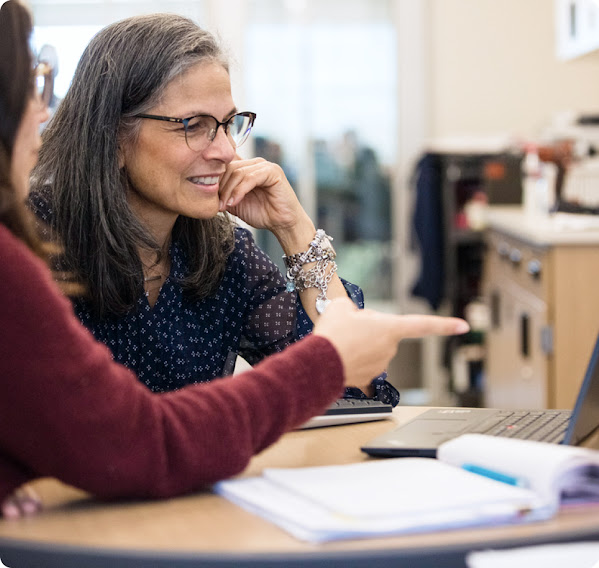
left=1, top=406, right=598, bottom=568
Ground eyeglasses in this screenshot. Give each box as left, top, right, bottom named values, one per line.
left=34, top=61, right=54, bottom=107
left=134, top=111, right=257, bottom=152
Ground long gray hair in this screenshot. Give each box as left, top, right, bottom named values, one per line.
left=30, top=13, right=235, bottom=318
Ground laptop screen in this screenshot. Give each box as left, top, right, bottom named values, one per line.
left=564, top=332, right=599, bottom=446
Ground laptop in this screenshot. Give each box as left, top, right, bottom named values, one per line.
left=299, top=398, right=393, bottom=429
left=362, top=331, right=599, bottom=458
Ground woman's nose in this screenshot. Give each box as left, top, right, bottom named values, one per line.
left=202, top=127, right=236, bottom=163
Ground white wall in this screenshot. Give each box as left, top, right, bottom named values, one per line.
left=430, top=0, right=599, bottom=140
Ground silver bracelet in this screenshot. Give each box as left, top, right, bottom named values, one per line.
left=283, top=229, right=336, bottom=271
left=284, top=230, right=337, bottom=314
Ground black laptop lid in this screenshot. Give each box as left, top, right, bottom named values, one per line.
left=564, top=331, right=599, bottom=446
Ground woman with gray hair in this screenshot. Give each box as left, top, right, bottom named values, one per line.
left=30, top=13, right=398, bottom=402
left=0, top=0, right=469, bottom=517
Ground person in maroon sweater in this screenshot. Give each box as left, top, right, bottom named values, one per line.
left=0, top=0, right=468, bottom=519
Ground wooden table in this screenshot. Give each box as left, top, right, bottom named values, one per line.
left=1, top=407, right=598, bottom=567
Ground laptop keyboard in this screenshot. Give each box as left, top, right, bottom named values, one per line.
left=469, top=409, right=571, bottom=443
left=324, top=398, right=393, bottom=416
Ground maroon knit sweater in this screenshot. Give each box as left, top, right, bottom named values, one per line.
left=0, top=224, right=344, bottom=503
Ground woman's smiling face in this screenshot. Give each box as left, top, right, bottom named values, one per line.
left=121, top=61, right=237, bottom=231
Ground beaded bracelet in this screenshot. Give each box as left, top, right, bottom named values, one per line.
left=283, top=230, right=337, bottom=314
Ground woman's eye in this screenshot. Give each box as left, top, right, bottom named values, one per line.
left=186, top=117, right=212, bottom=134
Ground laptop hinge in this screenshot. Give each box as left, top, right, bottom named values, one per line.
left=540, top=325, right=553, bottom=355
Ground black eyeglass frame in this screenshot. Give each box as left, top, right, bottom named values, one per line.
left=133, top=111, right=257, bottom=150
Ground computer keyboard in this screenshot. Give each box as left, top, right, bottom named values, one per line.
left=298, top=398, right=394, bottom=430
left=469, top=409, right=571, bottom=443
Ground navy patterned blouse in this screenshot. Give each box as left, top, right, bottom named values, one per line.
left=32, top=194, right=399, bottom=404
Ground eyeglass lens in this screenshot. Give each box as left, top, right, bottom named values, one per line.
left=184, top=113, right=254, bottom=152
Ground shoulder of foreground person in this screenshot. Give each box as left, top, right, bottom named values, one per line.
left=0, top=224, right=344, bottom=500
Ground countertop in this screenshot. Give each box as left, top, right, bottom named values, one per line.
left=485, top=205, right=599, bottom=246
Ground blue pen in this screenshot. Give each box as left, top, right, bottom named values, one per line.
left=462, top=463, right=528, bottom=488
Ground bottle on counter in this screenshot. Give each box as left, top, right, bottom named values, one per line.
left=522, top=143, right=555, bottom=218
left=464, top=190, right=488, bottom=231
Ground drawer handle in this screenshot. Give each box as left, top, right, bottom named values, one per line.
left=497, top=242, right=510, bottom=258
left=509, top=248, right=522, bottom=265
left=527, top=259, right=542, bottom=279
left=491, top=291, right=500, bottom=329
left=520, top=313, right=529, bottom=358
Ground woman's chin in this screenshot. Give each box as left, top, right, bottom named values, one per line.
left=187, top=200, right=222, bottom=220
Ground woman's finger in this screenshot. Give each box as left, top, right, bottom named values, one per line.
left=385, top=314, right=470, bottom=340
left=1, top=486, right=43, bottom=519
left=1, top=498, right=20, bottom=519
left=219, top=157, right=265, bottom=210
left=17, top=486, right=42, bottom=516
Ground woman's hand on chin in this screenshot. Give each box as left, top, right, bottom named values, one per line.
left=218, top=157, right=308, bottom=236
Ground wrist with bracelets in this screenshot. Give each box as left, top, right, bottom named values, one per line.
left=283, top=229, right=337, bottom=314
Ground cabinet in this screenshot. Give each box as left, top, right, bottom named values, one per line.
left=436, top=153, right=522, bottom=405
left=483, top=208, right=599, bottom=409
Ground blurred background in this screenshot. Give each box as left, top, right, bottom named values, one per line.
left=26, top=0, right=599, bottom=407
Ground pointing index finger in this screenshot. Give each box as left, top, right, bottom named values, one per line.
left=387, top=314, right=470, bottom=340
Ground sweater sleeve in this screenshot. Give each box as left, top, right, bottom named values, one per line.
left=0, top=226, right=345, bottom=501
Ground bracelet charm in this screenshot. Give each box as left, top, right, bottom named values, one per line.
left=283, top=230, right=337, bottom=314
